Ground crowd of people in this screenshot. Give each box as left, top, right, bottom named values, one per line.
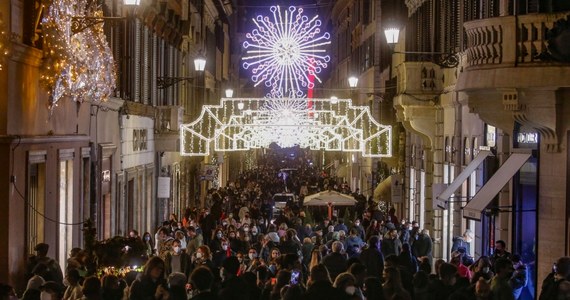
left=2, top=149, right=570, bottom=300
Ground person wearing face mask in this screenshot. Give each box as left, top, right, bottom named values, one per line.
left=142, top=232, right=155, bottom=257
left=351, top=219, right=365, bottom=240
left=209, top=230, right=224, bottom=253
left=470, top=256, right=494, bottom=283
left=213, top=239, right=235, bottom=269
left=165, top=239, right=191, bottom=279
left=333, top=272, right=359, bottom=300
left=190, top=245, right=216, bottom=276
left=246, top=248, right=262, bottom=272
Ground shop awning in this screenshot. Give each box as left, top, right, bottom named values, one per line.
left=303, top=191, right=357, bottom=206
left=373, top=176, right=392, bottom=203
left=462, top=151, right=531, bottom=221
left=435, top=150, right=492, bottom=208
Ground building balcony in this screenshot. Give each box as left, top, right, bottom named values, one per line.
left=463, top=12, right=570, bottom=68
left=459, top=12, right=570, bottom=91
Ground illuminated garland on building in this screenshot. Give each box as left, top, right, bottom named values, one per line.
left=242, top=6, right=330, bottom=98
left=40, top=0, right=116, bottom=110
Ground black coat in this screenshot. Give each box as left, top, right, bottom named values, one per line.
left=358, top=247, right=384, bottom=278
left=129, top=275, right=165, bottom=300
left=321, top=252, right=347, bottom=281
left=302, top=281, right=344, bottom=300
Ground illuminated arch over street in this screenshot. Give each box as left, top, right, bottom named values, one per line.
left=181, top=97, right=392, bottom=158
left=180, top=6, right=392, bottom=158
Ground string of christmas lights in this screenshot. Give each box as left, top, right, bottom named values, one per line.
left=0, top=13, right=10, bottom=71
left=40, top=0, right=116, bottom=110
left=181, top=98, right=392, bottom=158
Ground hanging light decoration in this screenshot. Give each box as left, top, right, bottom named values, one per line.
left=242, top=6, right=330, bottom=98
left=181, top=5, right=392, bottom=158
left=40, top=0, right=116, bottom=110
left=181, top=97, right=392, bottom=158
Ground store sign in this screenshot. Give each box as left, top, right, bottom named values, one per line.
left=517, top=132, right=538, bottom=144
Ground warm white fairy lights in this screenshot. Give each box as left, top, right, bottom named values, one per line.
left=242, top=6, right=330, bottom=97
left=40, top=0, right=116, bottom=110
left=0, top=13, right=9, bottom=71
left=181, top=98, right=392, bottom=158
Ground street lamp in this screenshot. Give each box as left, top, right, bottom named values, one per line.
left=225, top=89, right=234, bottom=98
left=383, top=26, right=458, bottom=68
left=348, top=76, right=359, bottom=88
left=157, top=55, right=207, bottom=89
left=194, top=55, right=206, bottom=72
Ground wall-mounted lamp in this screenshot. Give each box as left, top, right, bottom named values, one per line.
left=383, top=26, right=458, bottom=68
left=225, top=89, right=234, bottom=98
left=330, top=96, right=338, bottom=104
left=237, top=102, right=244, bottom=110
left=194, top=55, right=206, bottom=72
left=348, top=76, right=359, bottom=88
left=157, top=56, right=207, bottom=89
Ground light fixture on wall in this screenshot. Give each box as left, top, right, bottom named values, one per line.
left=156, top=55, right=207, bottom=89
left=348, top=76, right=359, bottom=88
left=225, top=89, right=234, bottom=98
left=383, top=26, right=458, bottom=68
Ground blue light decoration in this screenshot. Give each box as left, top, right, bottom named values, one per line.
left=242, top=6, right=331, bottom=98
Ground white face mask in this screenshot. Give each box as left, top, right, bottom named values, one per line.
left=482, top=267, right=490, bottom=273
left=40, top=292, right=52, bottom=300
left=222, top=245, right=228, bottom=251
left=249, top=253, right=256, bottom=260
left=243, top=227, right=249, bottom=232
left=355, top=222, right=360, bottom=226
left=345, top=286, right=356, bottom=295
left=196, top=252, right=203, bottom=259
left=173, top=246, right=181, bottom=254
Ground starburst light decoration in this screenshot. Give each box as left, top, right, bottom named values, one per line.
left=181, top=5, right=392, bottom=158
left=41, top=0, right=116, bottom=110
left=242, top=6, right=331, bottom=97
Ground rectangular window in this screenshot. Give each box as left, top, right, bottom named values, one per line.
left=27, top=152, right=47, bottom=255
left=58, top=158, right=74, bottom=269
